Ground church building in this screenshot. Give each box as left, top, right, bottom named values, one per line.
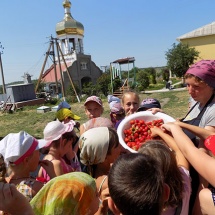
left=41, top=0, right=102, bottom=95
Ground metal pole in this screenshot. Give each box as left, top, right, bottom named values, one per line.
left=110, top=63, right=113, bottom=94
left=0, top=43, right=6, bottom=94
left=35, top=42, right=52, bottom=93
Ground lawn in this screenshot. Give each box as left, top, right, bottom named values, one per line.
left=0, top=89, right=190, bottom=139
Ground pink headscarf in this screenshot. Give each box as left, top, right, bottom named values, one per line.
left=186, top=60, right=215, bottom=88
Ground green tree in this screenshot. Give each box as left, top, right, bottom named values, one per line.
left=161, top=68, right=170, bottom=82
left=166, top=43, right=199, bottom=78
left=144, top=67, right=157, bottom=84
left=33, top=79, right=45, bottom=92
left=97, top=72, right=111, bottom=96
left=66, top=83, right=80, bottom=96
left=82, top=82, right=99, bottom=96
left=136, top=71, right=150, bottom=91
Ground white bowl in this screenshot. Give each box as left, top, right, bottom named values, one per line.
left=117, top=111, right=175, bottom=153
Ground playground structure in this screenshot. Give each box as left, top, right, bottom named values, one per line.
left=110, top=57, right=136, bottom=97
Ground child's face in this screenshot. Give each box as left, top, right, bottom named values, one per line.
left=28, top=150, right=40, bottom=171
left=122, top=94, right=139, bottom=116
left=85, top=101, right=103, bottom=119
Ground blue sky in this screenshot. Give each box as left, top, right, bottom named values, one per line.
left=0, top=0, right=215, bottom=84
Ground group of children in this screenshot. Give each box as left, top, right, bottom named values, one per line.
left=1, top=87, right=215, bottom=215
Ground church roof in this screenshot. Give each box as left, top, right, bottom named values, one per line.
left=177, top=21, right=215, bottom=41
left=56, top=0, right=84, bottom=36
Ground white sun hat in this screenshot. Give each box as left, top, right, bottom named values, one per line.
left=0, top=131, right=47, bottom=166
left=43, top=121, right=75, bottom=147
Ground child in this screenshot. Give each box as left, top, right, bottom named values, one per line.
left=109, top=101, right=125, bottom=129
left=139, top=134, right=191, bottom=215
left=108, top=153, right=170, bottom=215
left=83, top=95, right=104, bottom=119
left=121, top=91, right=140, bottom=116
left=162, top=122, right=215, bottom=215
left=38, top=121, right=76, bottom=182
left=137, top=98, right=161, bottom=112
left=79, top=127, right=127, bottom=214
left=31, top=172, right=99, bottom=215
left=80, top=95, right=104, bottom=135
left=115, top=91, right=140, bottom=129
left=0, top=131, right=54, bottom=201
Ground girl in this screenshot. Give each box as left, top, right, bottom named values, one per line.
left=162, top=122, right=215, bottom=215
left=38, top=121, right=76, bottom=182
left=80, top=96, right=105, bottom=135
left=79, top=127, right=128, bottom=214
left=139, top=127, right=191, bottom=215
left=0, top=131, right=54, bottom=201
left=115, top=91, right=140, bottom=129
left=31, top=172, right=99, bottom=215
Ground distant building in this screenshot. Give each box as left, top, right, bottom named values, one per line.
left=177, top=22, right=215, bottom=60
left=42, top=0, right=102, bottom=95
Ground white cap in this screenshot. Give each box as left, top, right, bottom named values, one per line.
left=0, top=131, right=47, bottom=166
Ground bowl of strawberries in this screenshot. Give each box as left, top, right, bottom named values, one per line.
left=117, top=111, right=175, bottom=153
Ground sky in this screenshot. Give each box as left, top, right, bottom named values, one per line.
left=0, top=0, right=215, bottom=84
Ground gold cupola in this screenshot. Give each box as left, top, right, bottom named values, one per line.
left=56, top=0, right=84, bottom=36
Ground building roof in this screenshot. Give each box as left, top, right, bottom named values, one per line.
left=177, top=21, right=215, bottom=41
left=112, top=57, right=135, bottom=64
left=42, top=62, right=72, bottom=83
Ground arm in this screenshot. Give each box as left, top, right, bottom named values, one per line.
left=0, top=182, right=34, bottom=215
left=150, top=126, right=189, bottom=170
left=162, top=123, right=215, bottom=187
left=79, top=124, right=85, bottom=136
left=174, top=121, right=215, bottom=140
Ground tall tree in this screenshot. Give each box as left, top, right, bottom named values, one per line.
left=166, top=43, right=199, bottom=78
left=144, top=67, right=157, bottom=84
left=96, top=72, right=111, bottom=96
left=136, top=71, right=150, bottom=91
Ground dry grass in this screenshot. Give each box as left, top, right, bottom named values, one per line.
left=0, top=89, right=190, bottom=138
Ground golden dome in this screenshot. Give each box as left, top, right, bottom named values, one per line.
left=56, top=0, right=84, bottom=36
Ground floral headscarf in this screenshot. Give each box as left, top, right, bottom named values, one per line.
left=30, top=172, right=97, bottom=215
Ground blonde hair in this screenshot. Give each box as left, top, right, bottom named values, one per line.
left=121, top=91, right=140, bottom=105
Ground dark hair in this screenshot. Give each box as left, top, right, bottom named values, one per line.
left=108, top=153, right=164, bottom=215
left=184, top=73, right=204, bottom=83
left=89, top=127, right=120, bottom=177
left=138, top=140, right=183, bottom=208
left=50, top=131, right=74, bottom=149
left=106, top=127, right=119, bottom=155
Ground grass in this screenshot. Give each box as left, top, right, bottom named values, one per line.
left=0, top=89, right=190, bottom=138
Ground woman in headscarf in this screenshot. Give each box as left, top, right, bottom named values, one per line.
left=178, top=60, right=215, bottom=213
left=30, top=172, right=99, bottom=215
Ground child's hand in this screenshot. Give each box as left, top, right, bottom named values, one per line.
left=39, top=160, right=56, bottom=179
left=150, top=126, right=163, bottom=138
left=161, top=122, right=178, bottom=132
left=0, top=182, right=34, bottom=215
